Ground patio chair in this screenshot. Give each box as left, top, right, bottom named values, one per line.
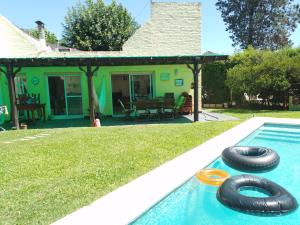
left=118, top=99, right=134, bottom=118
left=148, top=100, right=161, bottom=120
left=164, top=92, right=175, bottom=100
left=174, top=95, right=186, bottom=117
left=161, top=99, right=175, bottom=119
left=179, top=92, right=193, bottom=115
left=135, top=100, right=149, bottom=120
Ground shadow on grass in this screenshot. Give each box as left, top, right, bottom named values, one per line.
left=208, top=108, right=285, bottom=114
left=1, top=116, right=193, bottom=130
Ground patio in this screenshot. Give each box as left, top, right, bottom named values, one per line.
left=1, top=110, right=239, bottom=130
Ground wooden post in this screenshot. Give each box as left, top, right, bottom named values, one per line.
left=198, top=67, right=203, bottom=112
left=79, top=65, right=100, bottom=126
left=6, top=65, right=20, bottom=129
left=193, top=63, right=199, bottom=122
left=87, top=64, right=95, bottom=126
left=187, top=61, right=201, bottom=122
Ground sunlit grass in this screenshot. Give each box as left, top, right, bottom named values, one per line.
left=0, top=121, right=238, bottom=225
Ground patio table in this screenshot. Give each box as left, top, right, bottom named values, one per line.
left=17, top=94, right=46, bottom=122
left=131, top=98, right=170, bottom=120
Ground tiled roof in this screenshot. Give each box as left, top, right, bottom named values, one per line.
left=0, top=15, right=51, bottom=58
left=0, top=2, right=202, bottom=59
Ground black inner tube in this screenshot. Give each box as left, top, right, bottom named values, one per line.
left=217, top=175, right=298, bottom=216
left=222, top=146, right=280, bottom=172
left=239, top=186, right=272, bottom=197
left=236, top=147, right=267, bottom=157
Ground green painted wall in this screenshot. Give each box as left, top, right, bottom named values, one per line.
left=0, top=64, right=193, bottom=122
left=94, top=65, right=193, bottom=115
left=0, top=74, right=5, bottom=124
left=0, top=73, right=10, bottom=124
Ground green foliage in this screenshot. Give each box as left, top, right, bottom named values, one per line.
left=27, top=29, right=58, bottom=45
left=216, top=0, right=300, bottom=50
left=226, top=47, right=300, bottom=105
left=62, top=0, right=139, bottom=51
left=202, top=62, right=231, bottom=104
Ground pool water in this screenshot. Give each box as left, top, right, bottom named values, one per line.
left=131, top=124, right=300, bottom=225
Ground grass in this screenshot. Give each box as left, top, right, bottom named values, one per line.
left=0, top=121, right=239, bottom=225
left=208, top=108, right=300, bottom=120
left=1, top=108, right=299, bottom=224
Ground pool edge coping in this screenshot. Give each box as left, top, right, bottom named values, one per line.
left=52, top=117, right=300, bottom=225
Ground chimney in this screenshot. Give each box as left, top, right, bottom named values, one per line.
left=35, top=20, right=47, bottom=47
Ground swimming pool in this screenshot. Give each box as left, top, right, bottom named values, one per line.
left=131, top=123, right=300, bottom=225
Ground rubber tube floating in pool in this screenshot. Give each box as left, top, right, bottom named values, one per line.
left=221, top=146, right=280, bottom=172
left=217, top=175, right=298, bottom=216
left=196, top=169, right=229, bottom=186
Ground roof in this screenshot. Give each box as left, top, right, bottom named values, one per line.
left=0, top=15, right=51, bottom=58
left=123, top=2, right=201, bottom=56
left=0, top=2, right=202, bottom=60
left=0, top=2, right=227, bottom=66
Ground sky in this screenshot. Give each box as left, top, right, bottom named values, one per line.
left=1, top=0, right=300, bottom=54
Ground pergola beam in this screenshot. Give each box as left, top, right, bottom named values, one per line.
left=0, top=55, right=228, bottom=68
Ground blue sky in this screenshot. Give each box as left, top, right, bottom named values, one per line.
left=1, top=0, right=300, bottom=54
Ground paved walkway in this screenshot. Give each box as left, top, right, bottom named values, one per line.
left=1, top=133, right=50, bottom=144
left=0, top=112, right=239, bottom=130
left=184, top=110, right=239, bottom=122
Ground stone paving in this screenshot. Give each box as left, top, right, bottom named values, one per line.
left=184, top=110, right=240, bottom=122
left=1, top=133, right=50, bottom=144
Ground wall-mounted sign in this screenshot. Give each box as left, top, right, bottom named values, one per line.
left=32, top=77, right=39, bottom=85
left=160, top=73, right=170, bottom=81
left=175, top=79, right=184, bottom=86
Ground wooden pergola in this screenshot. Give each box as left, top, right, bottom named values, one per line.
left=0, top=54, right=228, bottom=129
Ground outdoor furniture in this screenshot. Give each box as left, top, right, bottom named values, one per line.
left=164, top=92, right=175, bottom=101
left=174, top=95, right=186, bottom=117
left=161, top=99, right=175, bottom=119
left=0, top=106, right=8, bottom=131
left=148, top=100, right=161, bottom=120
left=112, top=92, right=122, bottom=106
left=118, top=99, right=134, bottom=118
left=132, top=95, right=189, bottom=120
left=179, top=92, right=193, bottom=114
left=135, top=100, right=149, bottom=119
left=16, top=94, right=46, bottom=122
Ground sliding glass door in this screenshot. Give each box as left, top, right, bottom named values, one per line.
left=65, top=76, right=83, bottom=115
left=129, top=74, right=152, bottom=101
left=48, top=75, right=83, bottom=118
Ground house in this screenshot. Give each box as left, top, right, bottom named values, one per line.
left=0, top=2, right=227, bottom=128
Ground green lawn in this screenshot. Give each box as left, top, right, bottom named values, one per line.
left=1, top=121, right=239, bottom=225
left=1, top=109, right=299, bottom=225
left=209, top=108, right=300, bottom=120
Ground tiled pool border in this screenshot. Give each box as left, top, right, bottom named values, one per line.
left=52, top=117, right=300, bottom=225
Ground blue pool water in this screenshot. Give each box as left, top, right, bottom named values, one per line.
left=131, top=123, right=300, bottom=225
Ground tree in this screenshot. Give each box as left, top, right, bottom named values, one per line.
left=27, top=29, right=58, bottom=45
left=202, top=62, right=230, bottom=104
left=216, top=0, right=300, bottom=50
left=226, top=47, right=300, bottom=107
left=62, top=0, right=139, bottom=51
